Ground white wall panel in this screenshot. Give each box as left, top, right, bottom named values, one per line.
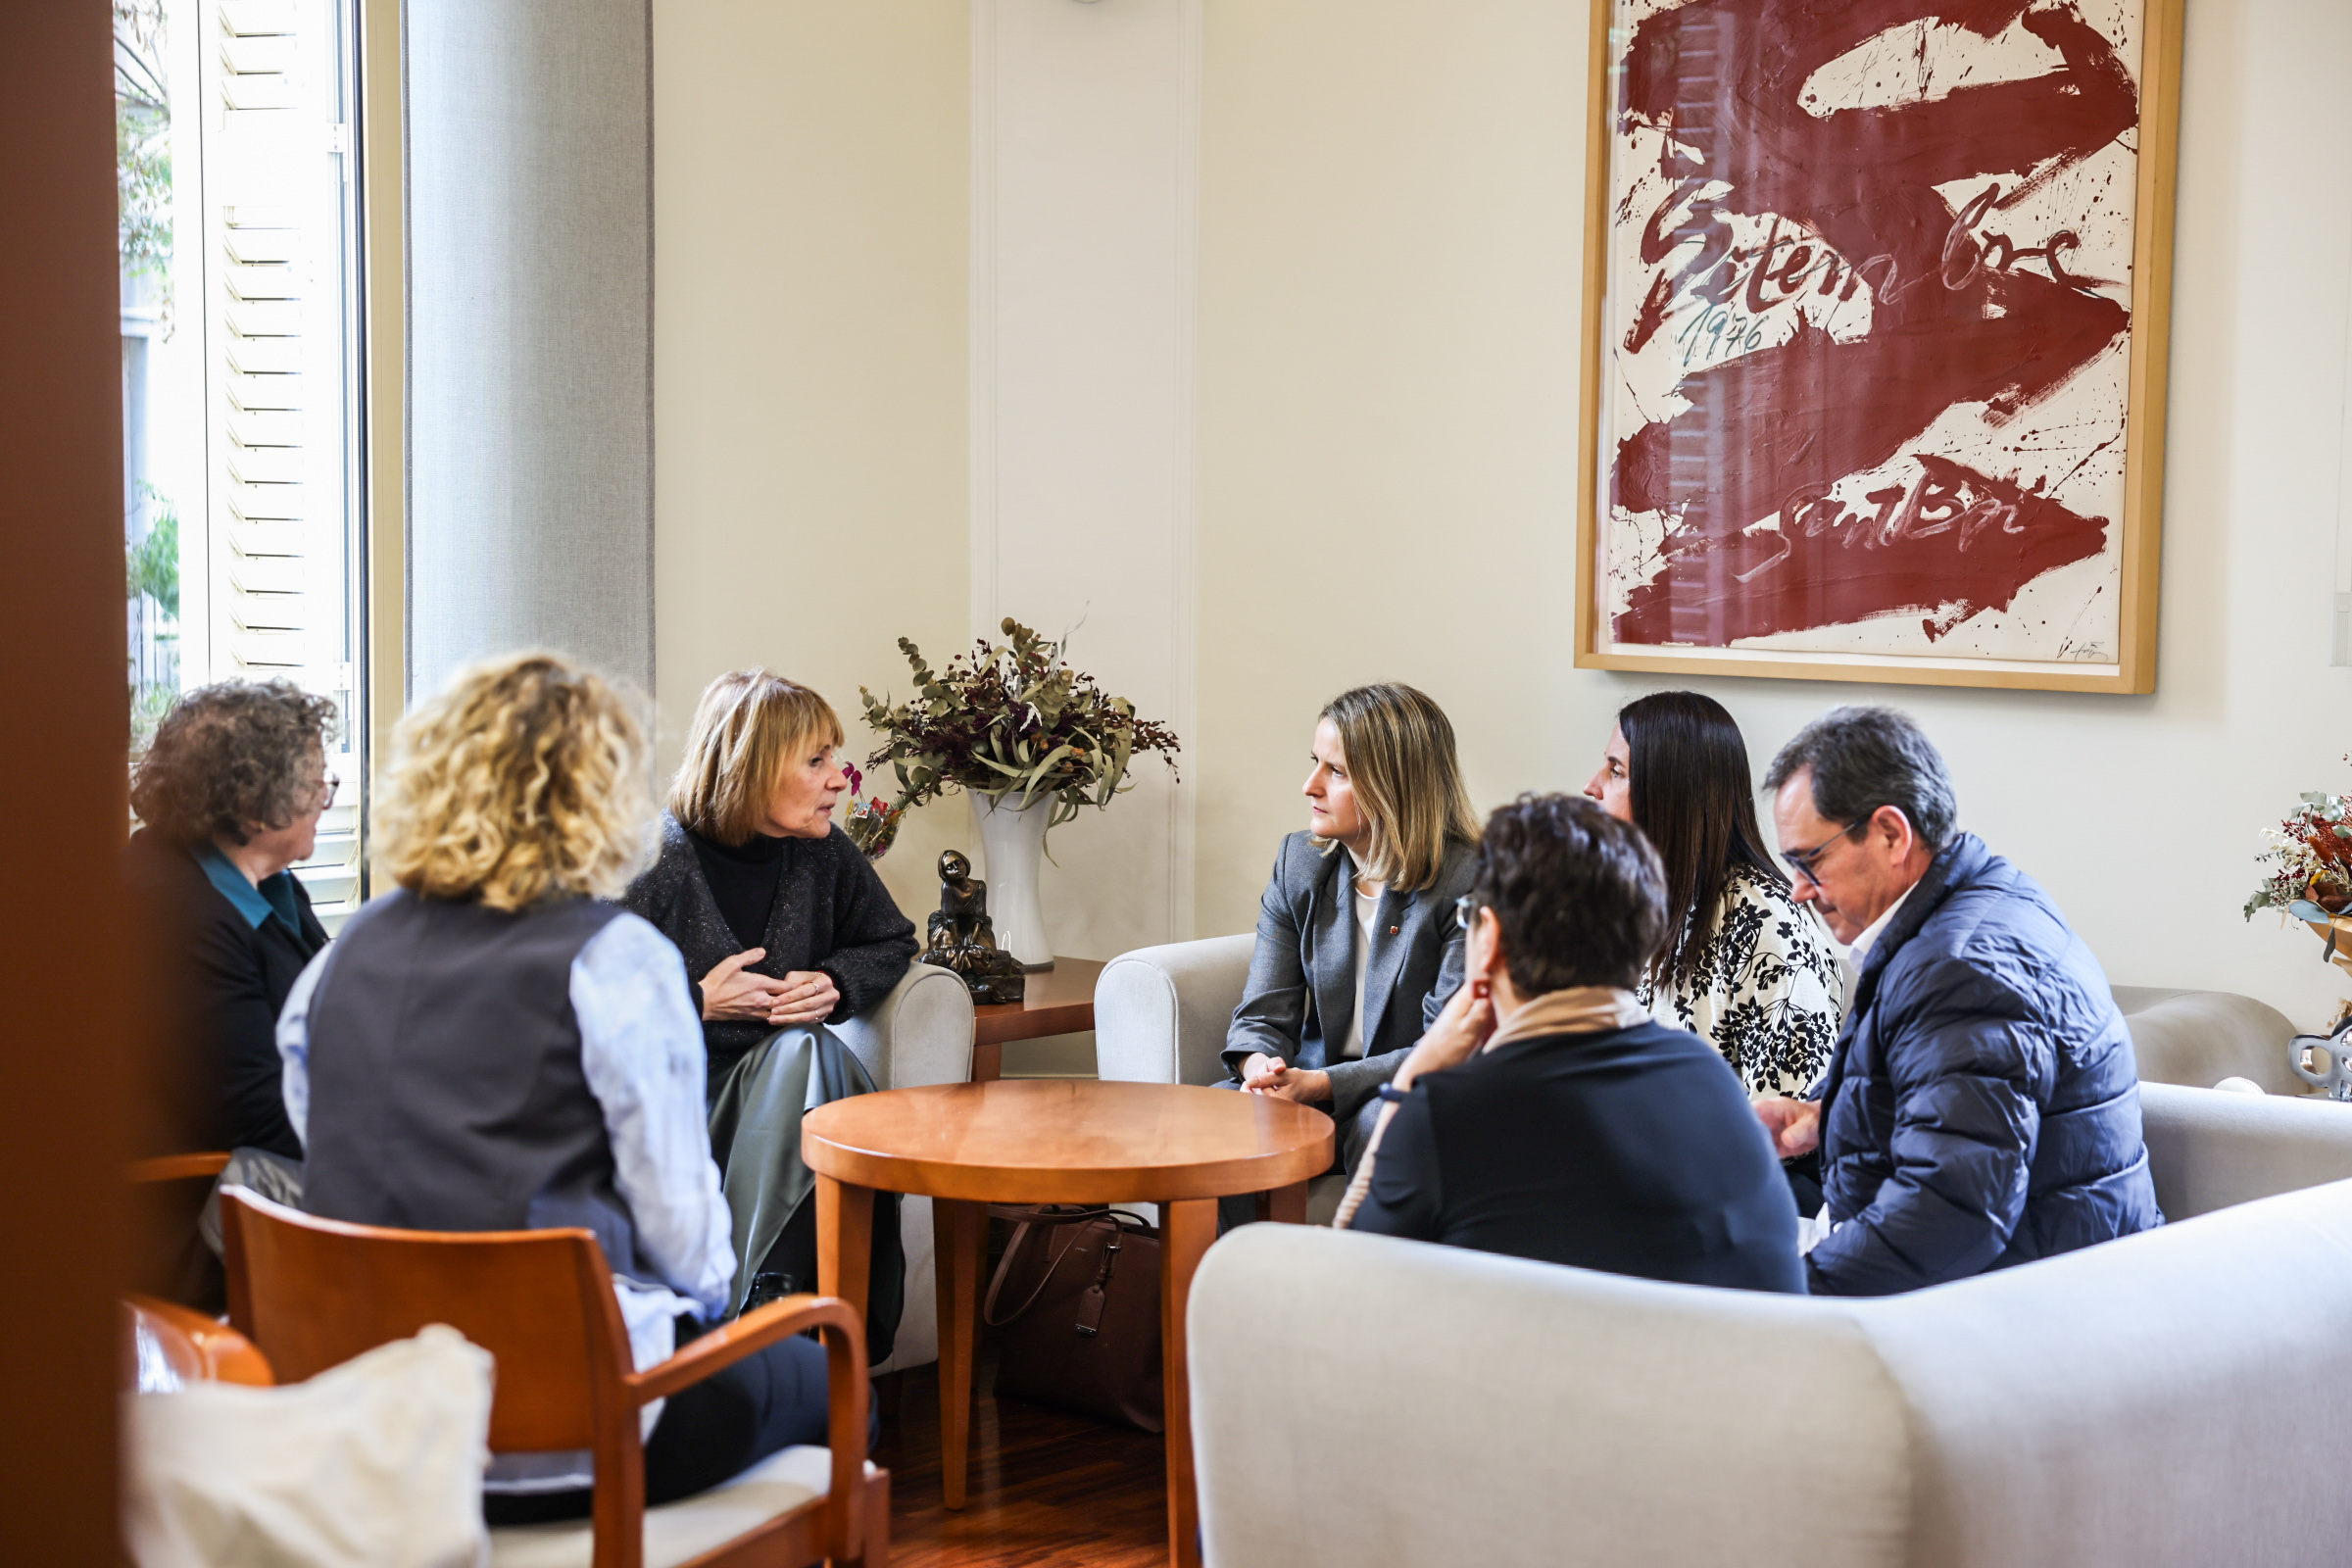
left=973, top=0, right=1200, bottom=958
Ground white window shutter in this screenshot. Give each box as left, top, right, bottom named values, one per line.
left=200, top=0, right=363, bottom=923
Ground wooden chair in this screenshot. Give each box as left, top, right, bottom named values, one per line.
left=220, top=1186, right=888, bottom=1568
left=124, top=1292, right=273, bottom=1389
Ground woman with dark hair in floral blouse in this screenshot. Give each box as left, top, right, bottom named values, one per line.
left=1583, top=691, right=1842, bottom=1107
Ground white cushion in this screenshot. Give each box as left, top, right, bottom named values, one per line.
left=489, top=1446, right=839, bottom=1568
left=127, top=1324, right=494, bottom=1568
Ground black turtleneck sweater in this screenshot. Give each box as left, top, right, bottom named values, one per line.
left=621, top=813, right=918, bottom=1082
left=688, top=827, right=789, bottom=953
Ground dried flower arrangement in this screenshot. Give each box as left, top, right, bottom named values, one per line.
left=848, top=618, right=1182, bottom=857
left=838, top=760, right=906, bottom=861
left=2244, top=778, right=2352, bottom=924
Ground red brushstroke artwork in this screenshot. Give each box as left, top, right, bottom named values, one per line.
left=1592, top=0, right=2160, bottom=670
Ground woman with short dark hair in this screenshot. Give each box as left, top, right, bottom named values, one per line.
left=1341, top=794, right=1804, bottom=1294
left=1584, top=691, right=1841, bottom=1099
left=126, top=679, right=338, bottom=1158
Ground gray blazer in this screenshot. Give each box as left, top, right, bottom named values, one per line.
left=1222, top=831, right=1476, bottom=1127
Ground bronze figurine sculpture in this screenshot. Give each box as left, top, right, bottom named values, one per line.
left=920, top=850, right=1026, bottom=1005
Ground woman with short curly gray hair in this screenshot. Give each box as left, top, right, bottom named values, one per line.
left=127, top=679, right=338, bottom=1159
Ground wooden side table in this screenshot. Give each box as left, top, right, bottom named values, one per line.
left=969, top=956, right=1102, bottom=1082
left=805, top=1079, right=1333, bottom=1568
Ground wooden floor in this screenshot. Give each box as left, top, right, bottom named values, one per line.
left=873, top=1340, right=1169, bottom=1568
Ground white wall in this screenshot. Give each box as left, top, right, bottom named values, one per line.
left=971, top=0, right=1200, bottom=962
left=657, top=0, right=2352, bottom=1038
left=651, top=0, right=972, bottom=919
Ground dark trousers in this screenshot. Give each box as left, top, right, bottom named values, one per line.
left=483, top=1320, right=857, bottom=1525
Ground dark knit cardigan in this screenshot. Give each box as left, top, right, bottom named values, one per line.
left=621, top=814, right=918, bottom=1081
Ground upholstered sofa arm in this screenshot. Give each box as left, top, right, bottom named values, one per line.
left=835, top=961, right=973, bottom=1092
left=1189, top=1225, right=1905, bottom=1568
left=1096, top=933, right=1256, bottom=1087
left=2138, top=1079, right=2352, bottom=1219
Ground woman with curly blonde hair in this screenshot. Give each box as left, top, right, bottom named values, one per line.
left=277, top=652, right=848, bottom=1520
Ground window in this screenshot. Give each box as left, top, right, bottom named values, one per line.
left=120, top=0, right=366, bottom=921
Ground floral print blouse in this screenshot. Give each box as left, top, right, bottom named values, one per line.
left=1639, top=862, right=1844, bottom=1099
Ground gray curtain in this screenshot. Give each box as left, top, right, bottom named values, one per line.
left=404, top=0, right=654, bottom=704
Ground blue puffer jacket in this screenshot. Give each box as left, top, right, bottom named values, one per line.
left=1810, top=833, right=2161, bottom=1296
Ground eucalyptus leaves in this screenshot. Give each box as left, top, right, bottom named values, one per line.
left=851, top=619, right=1181, bottom=855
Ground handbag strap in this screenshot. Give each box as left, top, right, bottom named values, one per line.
left=980, top=1205, right=1154, bottom=1327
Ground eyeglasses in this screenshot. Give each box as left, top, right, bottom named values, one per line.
left=1784, top=820, right=1861, bottom=889
left=307, top=771, right=340, bottom=811
left=1454, top=893, right=1483, bottom=930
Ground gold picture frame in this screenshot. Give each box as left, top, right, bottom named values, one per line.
left=1574, top=0, right=2185, bottom=693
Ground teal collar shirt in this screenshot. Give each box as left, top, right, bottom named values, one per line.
left=195, top=844, right=305, bottom=935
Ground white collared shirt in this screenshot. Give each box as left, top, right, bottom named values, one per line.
left=1844, top=879, right=1920, bottom=969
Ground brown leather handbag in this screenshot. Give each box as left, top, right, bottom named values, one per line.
left=983, top=1204, right=1163, bottom=1433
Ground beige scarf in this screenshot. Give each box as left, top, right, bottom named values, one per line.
left=1332, top=986, right=1648, bottom=1230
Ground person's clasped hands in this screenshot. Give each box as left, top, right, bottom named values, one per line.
left=1239, top=1052, right=1331, bottom=1102
left=698, top=948, right=841, bottom=1027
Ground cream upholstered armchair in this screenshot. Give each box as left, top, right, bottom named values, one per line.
left=2112, top=985, right=2302, bottom=1093
left=1095, top=934, right=1255, bottom=1091
left=832, top=963, right=974, bottom=1373
left=1189, top=1083, right=2352, bottom=1568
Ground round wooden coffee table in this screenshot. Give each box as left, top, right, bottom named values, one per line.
left=804, top=1079, right=1334, bottom=1568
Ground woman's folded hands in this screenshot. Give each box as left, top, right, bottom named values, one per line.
left=698, top=949, right=841, bottom=1025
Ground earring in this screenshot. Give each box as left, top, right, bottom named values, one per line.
left=1471, top=980, right=1492, bottom=1000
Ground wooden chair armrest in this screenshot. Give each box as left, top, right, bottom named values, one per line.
left=124, top=1293, right=274, bottom=1387
left=623, top=1293, right=860, bottom=1404
left=627, top=1293, right=869, bottom=1561
left=127, top=1152, right=233, bottom=1184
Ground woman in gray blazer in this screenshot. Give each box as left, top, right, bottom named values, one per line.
left=1224, top=683, right=1481, bottom=1176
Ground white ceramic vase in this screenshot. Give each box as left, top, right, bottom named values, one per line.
left=974, top=793, right=1054, bottom=970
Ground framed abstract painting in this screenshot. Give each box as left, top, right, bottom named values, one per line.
left=1574, top=0, right=2185, bottom=692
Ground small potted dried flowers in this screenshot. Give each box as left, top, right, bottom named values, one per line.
left=2244, top=778, right=2352, bottom=971
left=854, top=619, right=1181, bottom=967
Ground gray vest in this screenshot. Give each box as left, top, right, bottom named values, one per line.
left=300, top=889, right=658, bottom=1285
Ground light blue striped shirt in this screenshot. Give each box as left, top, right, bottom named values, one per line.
left=278, top=908, right=736, bottom=1490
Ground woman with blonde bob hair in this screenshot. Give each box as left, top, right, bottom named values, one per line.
left=1222, top=682, right=1483, bottom=1195
left=622, top=668, right=913, bottom=1342
left=280, top=652, right=849, bottom=1521
left=622, top=668, right=916, bottom=1087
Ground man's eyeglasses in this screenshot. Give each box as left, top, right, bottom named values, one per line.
left=1784, top=820, right=1861, bottom=889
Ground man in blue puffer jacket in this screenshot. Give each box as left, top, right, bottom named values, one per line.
left=1751, top=707, right=2162, bottom=1295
